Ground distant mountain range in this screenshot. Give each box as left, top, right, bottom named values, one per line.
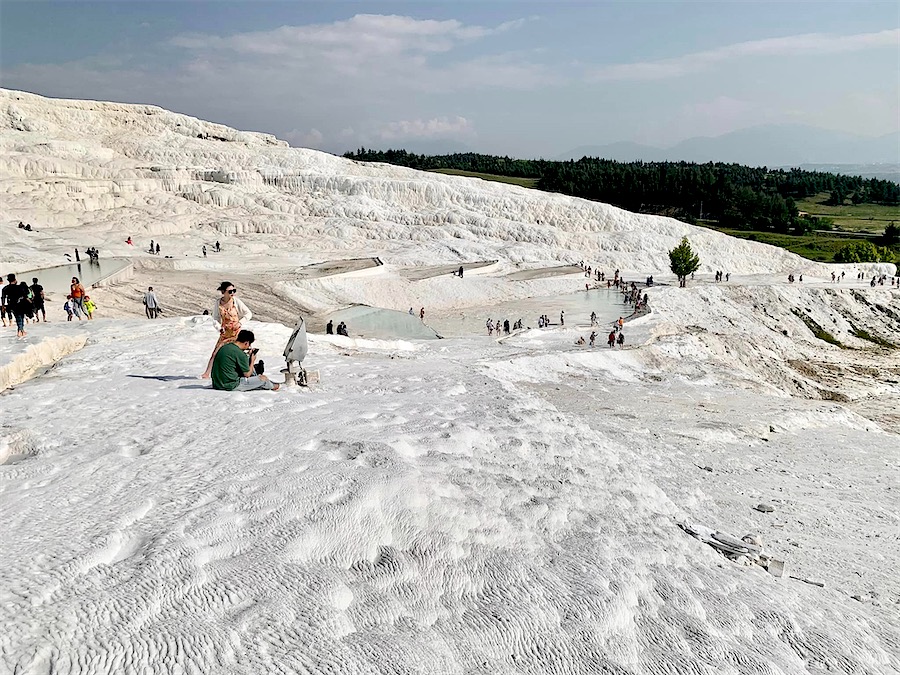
left=557, top=125, right=900, bottom=170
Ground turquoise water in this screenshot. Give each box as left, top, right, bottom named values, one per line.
left=327, top=289, right=629, bottom=341
left=11, top=259, right=131, bottom=296
left=430, top=288, right=628, bottom=336
left=328, top=306, right=442, bottom=340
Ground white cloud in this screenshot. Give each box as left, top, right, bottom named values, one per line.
left=377, top=116, right=474, bottom=141
left=2, top=16, right=896, bottom=154
left=173, top=14, right=508, bottom=61
left=284, top=128, right=325, bottom=148
left=591, top=29, right=900, bottom=81
left=167, top=14, right=546, bottom=91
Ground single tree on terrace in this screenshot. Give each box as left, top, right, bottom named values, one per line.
left=669, top=236, right=701, bottom=288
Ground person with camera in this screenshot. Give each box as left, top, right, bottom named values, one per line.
left=211, top=329, right=280, bottom=392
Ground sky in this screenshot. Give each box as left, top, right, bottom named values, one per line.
left=1, top=1, right=898, bottom=158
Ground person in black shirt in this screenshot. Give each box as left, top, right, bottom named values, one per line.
left=29, top=277, right=46, bottom=322
left=2, top=273, right=27, bottom=338
left=0, top=279, right=8, bottom=328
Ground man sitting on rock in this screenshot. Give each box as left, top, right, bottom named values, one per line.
left=211, top=329, right=280, bottom=392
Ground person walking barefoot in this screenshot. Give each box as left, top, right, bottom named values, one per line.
left=201, top=281, right=252, bottom=378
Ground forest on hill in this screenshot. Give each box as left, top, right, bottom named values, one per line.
left=343, top=149, right=900, bottom=236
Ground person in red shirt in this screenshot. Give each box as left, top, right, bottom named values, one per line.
left=70, top=277, right=86, bottom=316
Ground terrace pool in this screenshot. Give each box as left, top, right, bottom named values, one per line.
left=327, top=289, right=630, bottom=341
left=328, top=306, right=442, bottom=340
left=11, top=259, right=132, bottom=296
left=429, top=288, right=628, bottom=336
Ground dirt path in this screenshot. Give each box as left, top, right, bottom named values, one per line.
left=398, top=261, right=495, bottom=281
left=505, top=265, right=582, bottom=281
left=89, top=269, right=316, bottom=327
left=297, top=258, right=380, bottom=278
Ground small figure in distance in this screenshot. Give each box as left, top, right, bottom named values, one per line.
left=590, top=331, right=597, bottom=347
left=336, top=321, right=348, bottom=336
left=326, top=319, right=334, bottom=335
left=215, top=240, right=220, bottom=253
left=211, top=329, right=279, bottom=392
left=83, top=295, right=96, bottom=320
left=143, top=286, right=160, bottom=319
left=575, top=336, right=585, bottom=346
left=617, top=332, right=625, bottom=347
left=202, top=245, right=207, bottom=258
left=420, top=307, right=425, bottom=322
left=64, top=295, right=80, bottom=322
left=70, top=277, right=86, bottom=316
left=0, top=282, right=8, bottom=328
left=30, top=277, right=46, bottom=322
left=4, top=276, right=32, bottom=337
left=458, top=266, right=464, bottom=278
left=608, top=330, right=616, bottom=348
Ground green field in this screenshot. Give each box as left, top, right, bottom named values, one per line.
left=429, top=168, right=539, bottom=188
left=795, top=193, right=899, bottom=233
left=697, top=224, right=899, bottom=263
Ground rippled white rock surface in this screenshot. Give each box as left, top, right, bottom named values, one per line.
left=1, top=89, right=898, bottom=674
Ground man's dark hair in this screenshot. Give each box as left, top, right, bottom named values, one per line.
left=6, top=274, right=15, bottom=282
left=237, top=329, right=255, bottom=344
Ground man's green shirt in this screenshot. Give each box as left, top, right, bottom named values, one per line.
left=211, top=342, right=249, bottom=391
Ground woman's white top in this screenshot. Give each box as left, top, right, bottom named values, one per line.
left=212, top=297, right=253, bottom=324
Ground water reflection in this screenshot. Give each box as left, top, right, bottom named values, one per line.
left=328, top=306, right=442, bottom=340
left=11, top=259, right=131, bottom=296
left=326, top=289, right=627, bottom=341
left=429, top=289, right=625, bottom=336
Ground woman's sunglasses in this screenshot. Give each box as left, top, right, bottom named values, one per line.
left=227, top=289, right=237, bottom=294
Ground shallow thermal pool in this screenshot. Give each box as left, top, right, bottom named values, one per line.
left=429, top=287, right=631, bottom=337
left=13, top=258, right=131, bottom=296
left=328, top=306, right=442, bottom=340
left=327, top=289, right=632, bottom=340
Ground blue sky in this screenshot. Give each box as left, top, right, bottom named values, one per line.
left=1, top=1, right=898, bottom=157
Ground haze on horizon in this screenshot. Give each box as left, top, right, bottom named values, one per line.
left=1, top=1, right=897, bottom=161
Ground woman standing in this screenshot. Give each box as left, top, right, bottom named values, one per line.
left=201, top=281, right=253, bottom=378
left=70, top=277, right=86, bottom=316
